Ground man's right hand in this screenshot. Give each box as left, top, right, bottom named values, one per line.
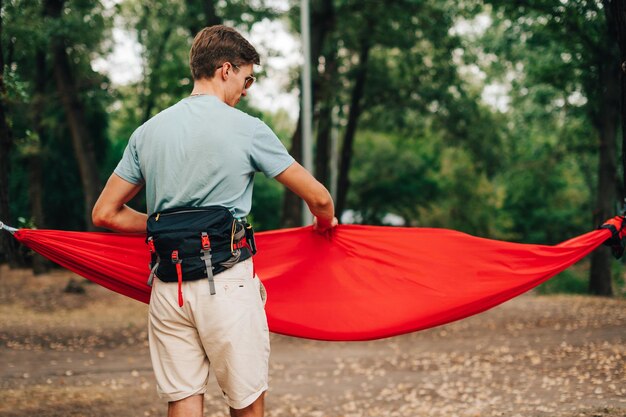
left=314, top=216, right=339, bottom=233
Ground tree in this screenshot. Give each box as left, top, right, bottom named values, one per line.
left=604, top=0, right=626, bottom=205
left=335, top=11, right=373, bottom=219
left=483, top=0, right=621, bottom=295
left=281, top=0, right=337, bottom=227
left=118, top=0, right=278, bottom=126
left=26, top=47, right=51, bottom=273
left=0, top=0, right=20, bottom=266
left=281, top=1, right=499, bottom=226
left=44, top=0, right=112, bottom=231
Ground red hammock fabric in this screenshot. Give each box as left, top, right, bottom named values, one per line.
left=9, top=223, right=616, bottom=341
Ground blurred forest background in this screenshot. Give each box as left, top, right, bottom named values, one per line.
left=0, top=0, right=625, bottom=296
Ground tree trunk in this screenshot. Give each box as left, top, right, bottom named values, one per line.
left=589, top=0, right=626, bottom=295
left=589, top=41, right=620, bottom=296
left=0, top=0, right=20, bottom=266
left=315, top=100, right=333, bottom=188
left=29, top=49, right=50, bottom=274
left=280, top=114, right=303, bottom=228
left=46, top=0, right=102, bottom=231
left=604, top=0, right=626, bottom=201
left=336, top=39, right=372, bottom=219
left=315, top=49, right=338, bottom=189
left=142, top=25, right=173, bottom=123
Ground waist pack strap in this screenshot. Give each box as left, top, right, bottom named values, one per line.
left=172, top=250, right=184, bottom=307
left=245, top=223, right=257, bottom=254
left=147, top=259, right=159, bottom=287
left=232, top=222, right=246, bottom=251
left=201, top=232, right=216, bottom=295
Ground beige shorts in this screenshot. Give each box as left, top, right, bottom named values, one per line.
left=148, top=259, right=269, bottom=409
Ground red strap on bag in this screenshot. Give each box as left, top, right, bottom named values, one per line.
left=171, top=250, right=183, bottom=307
left=233, top=236, right=247, bottom=250
left=201, top=233, right=211, bottom=251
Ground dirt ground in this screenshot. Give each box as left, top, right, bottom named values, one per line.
left=0, top=265, right=624, bottom=417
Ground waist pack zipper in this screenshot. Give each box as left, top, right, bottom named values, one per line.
left=155, top=208, right=219, bottom=221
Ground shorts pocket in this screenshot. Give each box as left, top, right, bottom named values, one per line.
left=211, top=278, right=251, bottom=301
left=255, top=276, right=267, bottom=306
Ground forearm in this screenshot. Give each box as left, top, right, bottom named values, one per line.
left=275, top=162, right=335, bottom=222
left=92, top=174, right=146, bottom=233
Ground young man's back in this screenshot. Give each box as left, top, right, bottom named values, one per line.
left=115, top=94, right=294, bottom=217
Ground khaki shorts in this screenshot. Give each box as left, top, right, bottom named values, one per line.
left=148, top=259, right=269, bottom=409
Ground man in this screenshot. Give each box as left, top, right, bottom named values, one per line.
left=92, top=25, right=337, bottom=417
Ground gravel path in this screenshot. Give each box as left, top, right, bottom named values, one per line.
left=0, top=266, right=624, bottom=417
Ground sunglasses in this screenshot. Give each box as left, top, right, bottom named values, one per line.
left=236, top=66, right=256, bottom=89
left=217, top=63, right=256, bottom=90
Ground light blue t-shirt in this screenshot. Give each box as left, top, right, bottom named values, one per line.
left=114, top=95, right=295, bottom=217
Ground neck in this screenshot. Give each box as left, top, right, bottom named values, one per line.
left=190, top=78, right=225, bottom=102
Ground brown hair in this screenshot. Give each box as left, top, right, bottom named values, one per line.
left=189, top=25, right=260, bottom=80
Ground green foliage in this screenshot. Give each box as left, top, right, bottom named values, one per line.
left=417, top=146, right=512, bottom=238
left=536, top=268, right=589, bottom=295
left=347, top=129, right=513, bottom=238
left=537, top=260, right=625, bottom=296
left=3, top=0, right=113, bottom=230
left=347, top=130, right=440, bottom=226
left=248, top=107, right=292, bottom=232
left=8, top=109, right=88, bottom=230
left=468, top=0, right=617, bottom=247
left=1, top=0, right=623, bottom=297
left=250, top=174, right=284, bottom=231
left=492, top=80, right=594, bottom=244
left=40, top=129, right=88, bottom=230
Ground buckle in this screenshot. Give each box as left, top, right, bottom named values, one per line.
left=201, top=232, right=211, bottom=251
left=171, top=250, right=181, bottom=264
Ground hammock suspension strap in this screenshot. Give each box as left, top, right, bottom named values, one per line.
left=599, top=216, right=626, bottom=258
left=0, top=221, right=17, bottom=234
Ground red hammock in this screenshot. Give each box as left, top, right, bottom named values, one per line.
left=4, top=219, right=622, bottom=341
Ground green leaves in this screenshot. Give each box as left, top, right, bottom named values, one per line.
left=0, top=0, right=617, bottom=248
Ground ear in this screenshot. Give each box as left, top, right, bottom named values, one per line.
left=219, top=62, right=232, bottom=80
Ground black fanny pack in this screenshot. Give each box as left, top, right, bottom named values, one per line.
left=146, top=206, right=256, bottom=301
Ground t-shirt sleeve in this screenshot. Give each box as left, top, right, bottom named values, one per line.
left=250, top=120, right=295, bottom=178
left=113, top=126, right=145, bottom=185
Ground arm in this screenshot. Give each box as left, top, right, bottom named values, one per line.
left=92, top=174, right=147, bottom=233
left=274, top=162, right=338, bottom=231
